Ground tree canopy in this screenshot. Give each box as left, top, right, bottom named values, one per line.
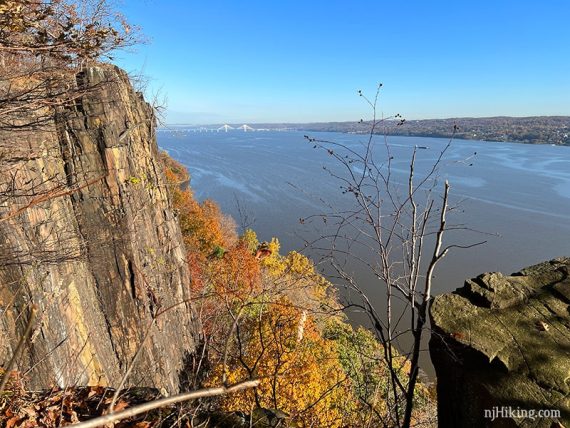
left=0, top=0, right=138, bottom=129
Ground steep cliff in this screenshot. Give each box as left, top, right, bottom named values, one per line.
left=430, top=258, right=570, bottom=427
left=0, top=65, right=199, bottom=393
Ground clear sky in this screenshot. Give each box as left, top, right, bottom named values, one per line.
left=116, top=0, right=570, bottom=124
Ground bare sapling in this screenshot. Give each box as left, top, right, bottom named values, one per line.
left=302, top=84, right=486, bottom=427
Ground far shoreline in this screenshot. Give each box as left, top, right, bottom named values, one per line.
left=158, top=125, right=570, bottom=147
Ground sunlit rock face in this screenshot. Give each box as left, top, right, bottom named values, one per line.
left=0, top=65, right=199, bottom=393
left=430, top=258, right=570, bottom=427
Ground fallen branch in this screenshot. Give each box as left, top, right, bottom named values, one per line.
left=69, top=379, right=260, bottom=428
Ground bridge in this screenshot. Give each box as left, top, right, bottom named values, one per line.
left=217, top=124, right=234, bottom=132
left=217, top=124, right=257, bottom=132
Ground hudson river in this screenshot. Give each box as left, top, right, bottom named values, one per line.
left=158, top=129, right=570, bottom=372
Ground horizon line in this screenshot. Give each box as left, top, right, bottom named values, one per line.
left=162, top=114, right=570, bottom=127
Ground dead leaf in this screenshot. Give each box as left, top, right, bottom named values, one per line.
left=6, top=416, right=20, bottom=428
left=113, top=400, right=130, bottom=412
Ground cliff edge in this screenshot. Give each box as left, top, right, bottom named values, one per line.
left=430, top=258, right=570, bottom=427
left=0, top=65, right=199, bottom=393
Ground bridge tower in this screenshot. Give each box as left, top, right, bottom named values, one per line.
left=217, top=124, right=234, bottom=132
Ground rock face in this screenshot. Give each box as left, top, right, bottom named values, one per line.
left=0, top=65, right=199, bottom=393
left=430, top=258, right=570, bottom=427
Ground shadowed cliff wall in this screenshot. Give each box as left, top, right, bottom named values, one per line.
left=0, top=65, right=199, bottom=393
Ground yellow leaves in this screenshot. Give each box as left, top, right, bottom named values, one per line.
left=162, top=153, right=354, bottom=423
left=285, top=251, right=315, bottom=276
left=240, top=228, right=259, bottom=253
left=206, top=298, right=354, bottom=427
left=0, top=2, right=23, bottom=16
left=0, top=1, right=26, bottom=32
left=164, top=158, right=225, bottom=254
left=160, top=152, right=413, bottom=426
left=260, top=237, right=286, bottom=276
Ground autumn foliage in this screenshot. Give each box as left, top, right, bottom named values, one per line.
left=207, top=297, right=352, bottom=426
left=0, top=371, right=175, bottom=428
left=1, top=0, right=139, bottom=130
left=161, top=153, right=435, bottom=427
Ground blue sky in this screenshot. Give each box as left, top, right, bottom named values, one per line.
left=116, top=0, right=570, bottom=124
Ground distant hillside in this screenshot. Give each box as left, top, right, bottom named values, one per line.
left=178, top=116, right=570, bottom=146
left=296, top=116, right=570, bottom=145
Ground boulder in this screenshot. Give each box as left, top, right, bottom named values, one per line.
left=430, top=258, right=570, bottom=427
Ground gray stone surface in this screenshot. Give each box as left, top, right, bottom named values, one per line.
left=430, top=258, right=570, bottom=427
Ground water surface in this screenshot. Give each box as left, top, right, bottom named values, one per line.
left=158, top=129, right=570, bottom=372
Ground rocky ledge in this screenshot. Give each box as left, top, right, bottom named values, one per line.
left=430, top=258, right=570, bottom=427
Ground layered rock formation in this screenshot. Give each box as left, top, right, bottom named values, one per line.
left=430, top=258, right=570, bottom=427
left=0, top=65, right=199, bottom=392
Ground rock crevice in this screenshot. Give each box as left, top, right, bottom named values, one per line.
left=0, top=65, right=199, bottom=393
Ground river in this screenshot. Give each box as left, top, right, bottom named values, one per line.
left=158, top=128, right=570, bottom=373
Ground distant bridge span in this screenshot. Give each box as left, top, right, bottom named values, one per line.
left=217, top=124, right=257, bottom=132
left=217, top=124, right=234, bottom=132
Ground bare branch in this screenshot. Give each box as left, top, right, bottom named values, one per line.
left=70, top=379, right=260, bottom=428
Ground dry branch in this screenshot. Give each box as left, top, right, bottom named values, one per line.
left=70, top=380, right=260, bottom=428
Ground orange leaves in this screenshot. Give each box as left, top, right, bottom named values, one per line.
left=208, top=242, right=261, bottom=297
left=162, top=153, right=263, bottom=338
left=207, top=297, right=353, bottom=427
left=190, top=199, right=225, bottom=253
left=187, top=251, right=207, bottom=293
left=163, top=153, right=261, bottom=299
left=163, top=149, right=355, bottom=424
left=160, top=152, right=365, bottom=425
left=0, top=369, right=25, bottom=397
left=163, top=158, right=225, bottom=255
